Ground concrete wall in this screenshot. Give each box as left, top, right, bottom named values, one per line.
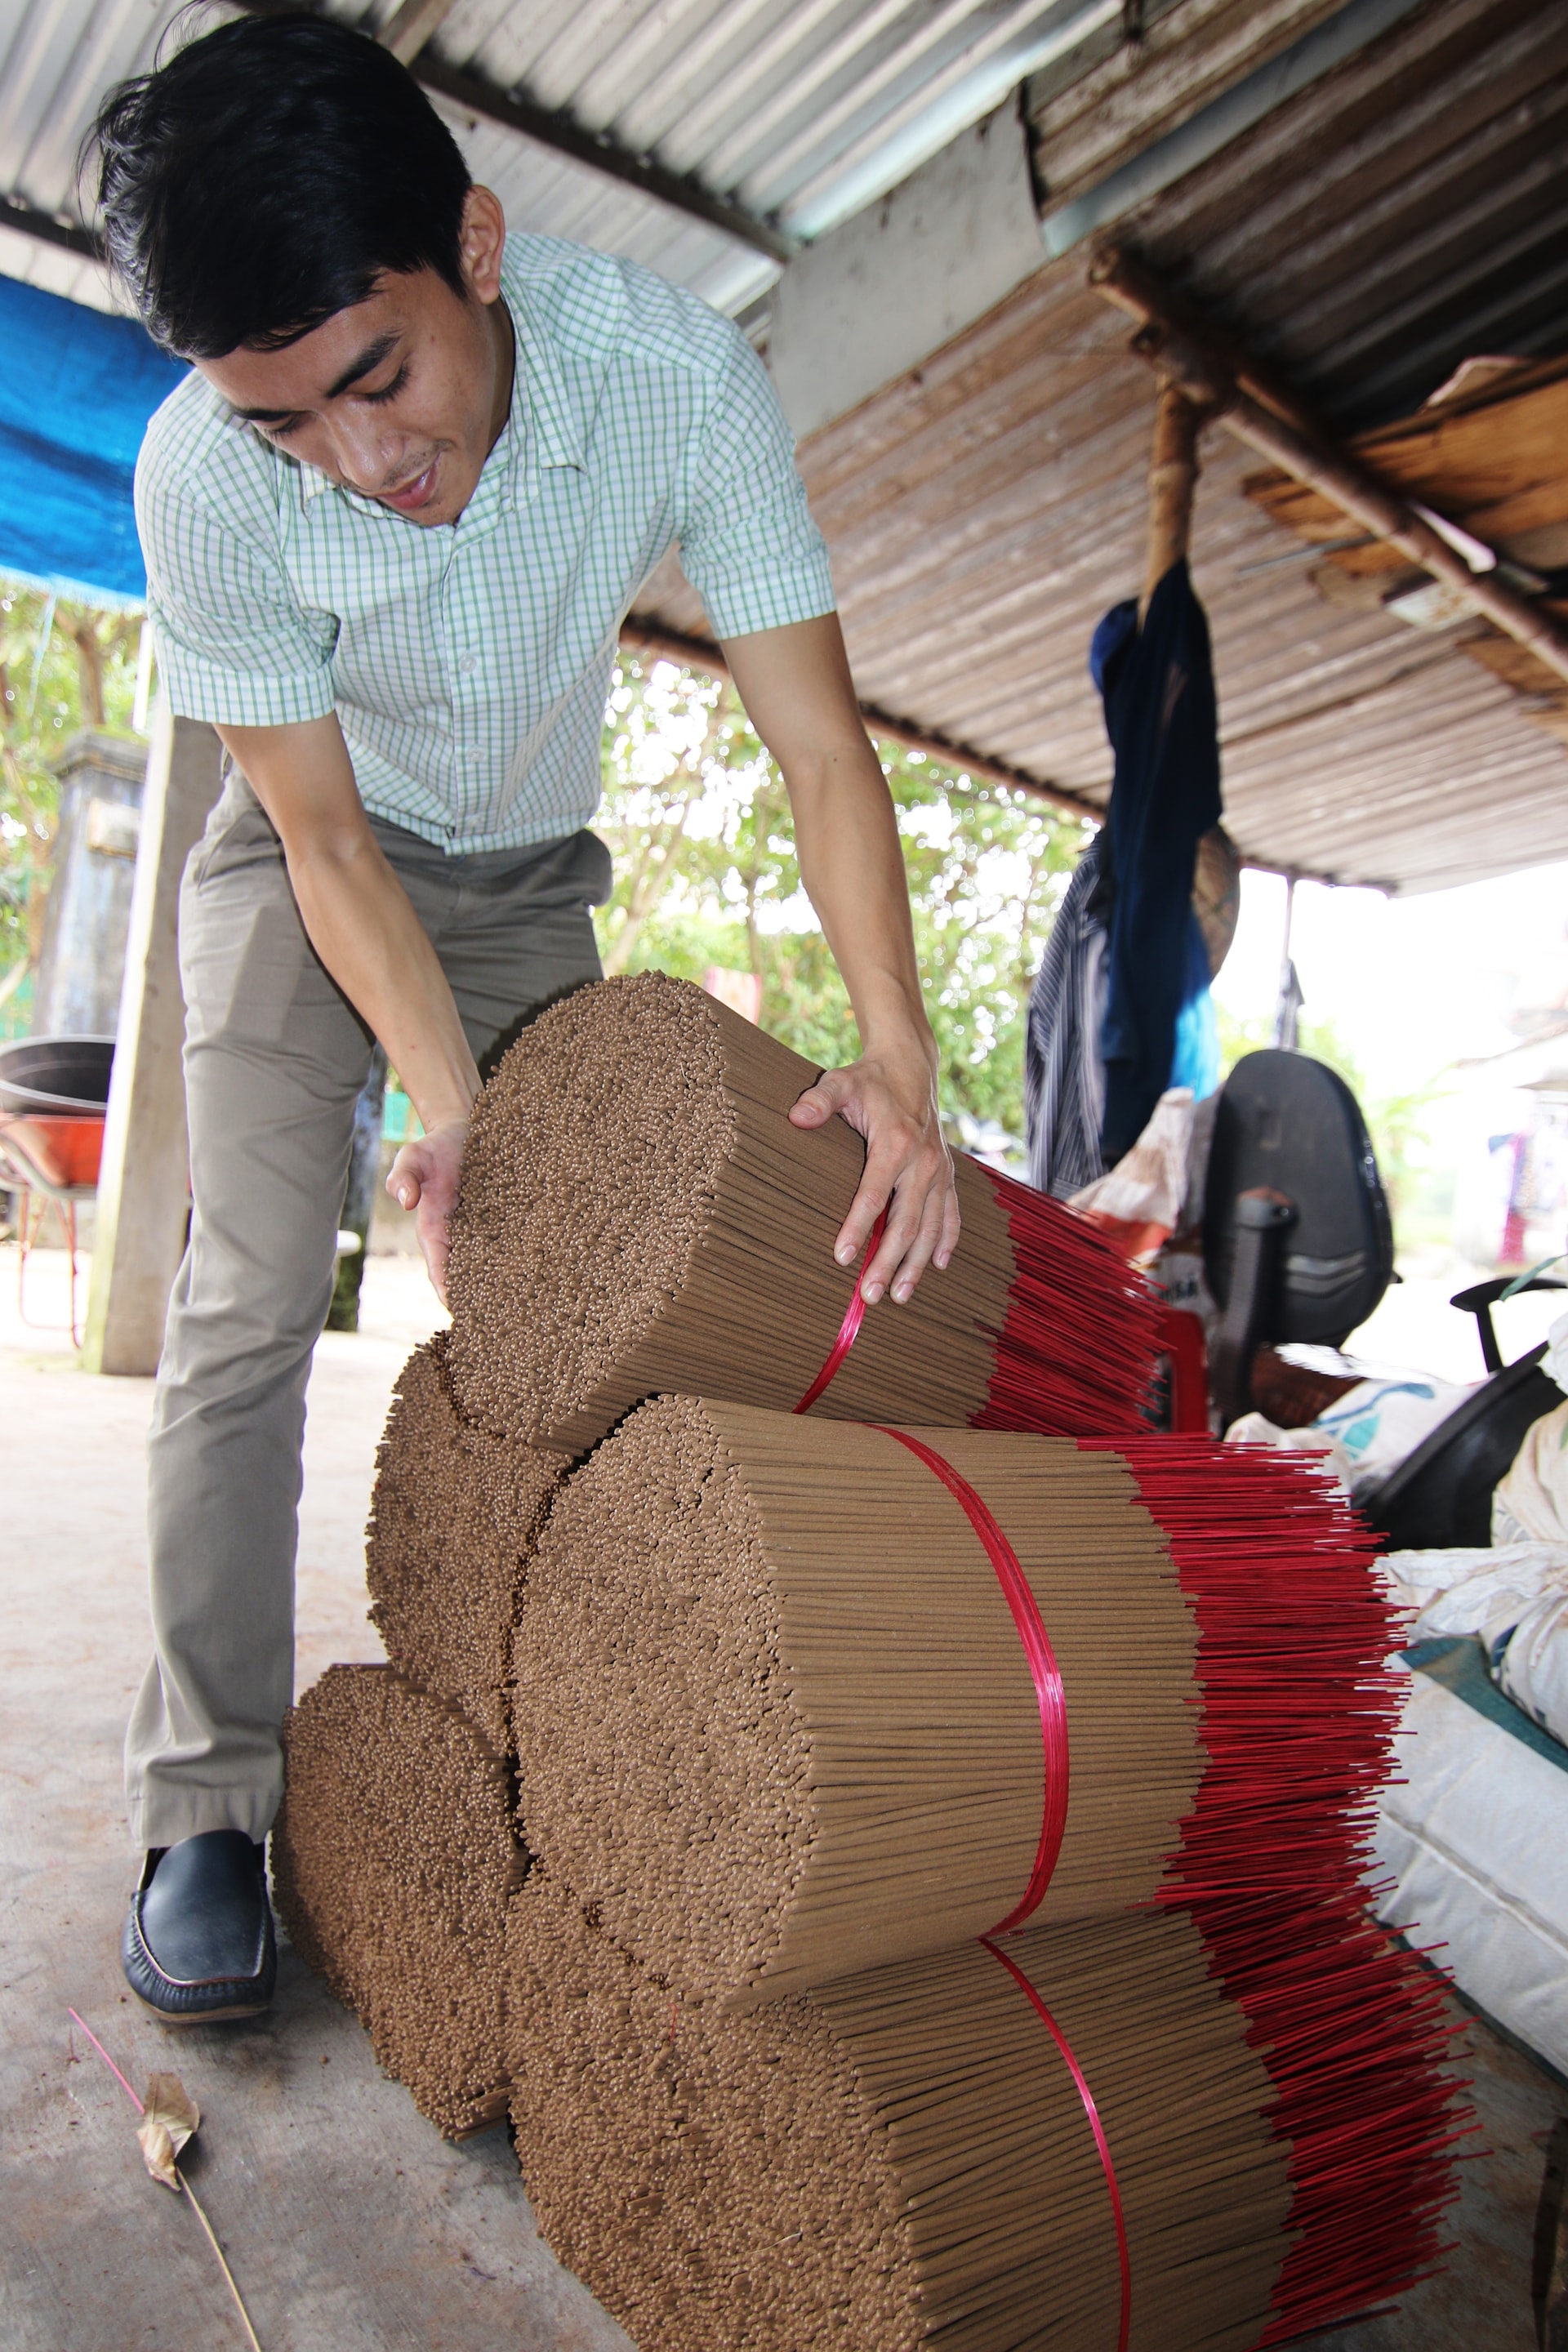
left=31, top=731, right=147, bottom=1038
left=768, top=100, right=1046, bottom=442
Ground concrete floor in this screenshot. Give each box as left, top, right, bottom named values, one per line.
left=1, top=1245, right=1561, bottom=2351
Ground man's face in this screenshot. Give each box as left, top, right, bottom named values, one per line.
left=195, top=186, right=512, bottom=527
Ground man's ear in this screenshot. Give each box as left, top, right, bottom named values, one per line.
left=460, top=186, right=506, bottom=305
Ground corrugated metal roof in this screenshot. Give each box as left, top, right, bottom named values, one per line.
left=2, top=0, right=1566, bottom=890
left=1076, top=0, right=1568, bottom=431
left=0, top=0, right=1137, bottom=316
left=633, top=0, right=1568, bottom=891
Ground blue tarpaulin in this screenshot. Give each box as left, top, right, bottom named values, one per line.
left=0, top=274, right=187, bottom=608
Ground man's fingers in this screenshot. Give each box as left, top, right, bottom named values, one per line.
left=859, top=1176, right=920, bottom=1301
left=888, top=1181, right=949, bottom=1303
left=934, top=1182, right=962, bottom=1272
left=832, top=1180, right=889, bottom=1273
left=789, top=1069, right=853, bottom=1131
left=416, top=1196, right=451, bottom=1307
left=858, top=1143, right=956, bottom=1301
left=387, top=1141, right=425, bottom=1212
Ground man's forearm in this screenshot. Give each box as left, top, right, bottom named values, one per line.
left=783, top=734, right=936, bottom=1070
left=285, top=830, right=479, bottom=1132
left=216, top=715, right=479, bottom=1138
left=721, top=612, right=957, bottom=1301
left=722, top=614, right=936, bottom=1069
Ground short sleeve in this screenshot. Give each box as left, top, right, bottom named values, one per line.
left=678, top=324, right=836, bottom=641
left=136, top=392, right=337, bottom=728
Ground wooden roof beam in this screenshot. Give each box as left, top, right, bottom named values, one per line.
left=0, top=194, right=102, bottom=261
left=1090, top=243, right=1568, bottom=690
left=376, top=0, right=462, bottom=66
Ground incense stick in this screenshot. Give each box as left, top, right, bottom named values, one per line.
left=507, top=1873, right=1290, bottom=2352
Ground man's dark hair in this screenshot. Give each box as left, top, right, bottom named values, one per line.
left=87, top=11, right=474, bottom=358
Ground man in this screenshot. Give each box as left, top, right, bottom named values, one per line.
left=91, top=12, right=958, bottom=2023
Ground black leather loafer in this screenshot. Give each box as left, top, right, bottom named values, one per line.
left=122, top=1830, right=277, bottom=2023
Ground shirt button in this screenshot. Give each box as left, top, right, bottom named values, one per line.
left=466, top=747, right=482, bottom=764
left=459, top=652, right=479, bottom=675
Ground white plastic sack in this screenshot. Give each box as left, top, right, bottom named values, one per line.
left=1374, top=1659, right=1568, bottom=2076
left=1383, top=1543, right=1568, bottom=1655
left=1223, top=1374, right=1474, bottom=1499
left=1070, top=1088, right=1195, bottom=1264
left=1223, top=1411, right=1353, bottom=1492
left=1498, top=1588, right=1568, bottom=1750
left=1547, top=1308, right=1568, bottom=1397
left=1492, top=1396, right=1568, bottom=1546
left=1310, top=1376, right=1475, bottom=1488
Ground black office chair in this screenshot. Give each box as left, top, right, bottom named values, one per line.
left=1356, top=1276, right=1565, bottom=1551
left=1202, top=1049, right=1395, bottom=1428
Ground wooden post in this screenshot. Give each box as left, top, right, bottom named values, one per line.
left=1089, top=243, right=1568, bottom=691
left=1141, top=382, right=1208, bottom=621
left=82, top=703, right=224, bottom=1376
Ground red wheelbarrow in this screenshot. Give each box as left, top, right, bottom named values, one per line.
left=0, top=1036, right=114, bottom=1346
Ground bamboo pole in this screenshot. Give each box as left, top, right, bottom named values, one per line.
left=1089, top=245, right=1568, bottom=691
left=1141, top=381, right=1209, bottom=621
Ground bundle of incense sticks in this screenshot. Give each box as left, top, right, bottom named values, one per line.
left=366, top=1334, right=568, bottom=1749
left=510, top=1399, right=1423, bottom=2003
left=272, top=1666, right=523, bottom=2137
left=512, top=1396, right=1205, bottom=1999
left=507, top=1873, right=1294, bottom=2352
left=279, top=1391, right=1462, bottom=2333
left=443, top=972, right=1158, bottom=1452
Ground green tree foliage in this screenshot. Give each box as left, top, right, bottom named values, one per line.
left=0, top=586, right=144, bottom=1016
left=595, top=655, right=1087, bottom=1142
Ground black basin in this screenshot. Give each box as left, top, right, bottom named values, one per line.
left=0, top=1035, right=115, bottom=1116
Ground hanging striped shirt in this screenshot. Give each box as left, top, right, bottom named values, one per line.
left=136, top=234, right=836, bottom=853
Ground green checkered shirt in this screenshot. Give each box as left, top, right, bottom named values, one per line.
left=136, top=234, right=836, bottom=852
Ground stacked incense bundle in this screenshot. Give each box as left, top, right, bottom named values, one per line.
left=443, top=972, right=1159, bottom=1450
left=365, top=1334, right=568, bottom=1748
left=512, top=1396, right=1205, bottom=1998
left=501, top=1412, right=1460, bottom=2346
left=507, top=1876, right=1292, bottom=2352
left=272, top=962, right=1462, bottom=2342
left=272, top=1666, right=523, bottom=2136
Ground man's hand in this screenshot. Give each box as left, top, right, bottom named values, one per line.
left=722, top=614, right=961, bottom=1303
left=791, top=1045, right=959, bottom=1304
left=387, top=1119, right=470, bottom=1303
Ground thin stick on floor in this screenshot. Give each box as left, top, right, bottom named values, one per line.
left=67, top=2007, right=265, bottom=2352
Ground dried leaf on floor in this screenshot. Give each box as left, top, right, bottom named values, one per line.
left=137, top=2072, right=200, bottom=2190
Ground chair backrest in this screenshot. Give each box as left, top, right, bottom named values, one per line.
left=1202, top=1049, right=1393, bottom=1348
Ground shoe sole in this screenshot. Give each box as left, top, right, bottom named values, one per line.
left=129, top=1988, right=274, bottom=2025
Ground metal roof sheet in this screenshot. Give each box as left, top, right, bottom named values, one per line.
left=632, top=0, right=1568, bottom=891
left=0, top=0, right=1141, bottom=312
left=1, top=0, right=1565, bottom=891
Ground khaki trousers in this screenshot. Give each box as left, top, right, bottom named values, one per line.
left=125, top=774, right=608, bottom=1849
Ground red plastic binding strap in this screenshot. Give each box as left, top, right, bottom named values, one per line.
left=981, top=1934, right=1132, bottom=2352
left=872, top=1426, right=1068, bottom=1935
left=792, top=1208, right=889, bottom=1414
